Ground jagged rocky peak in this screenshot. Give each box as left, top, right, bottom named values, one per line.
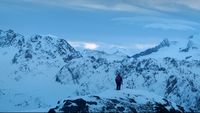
left=0, top=29, right=25, bottom=47
left=180, top=35, right=200, bottom=52
left=158, top=38, right=170, bottom=48
left=30, top=35, right=42, bottom=43
left=187, top=34, right=200, bottom=48
left=3, top=30, right=83, bottom=65
left=35, top=35, right=82, bottom=58
left=132, top=38, right=171, bottom=58
left=82, top=49, right=109, bottom=57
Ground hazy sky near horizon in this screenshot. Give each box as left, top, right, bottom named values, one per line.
left=0, top=0, right=200, bottom=51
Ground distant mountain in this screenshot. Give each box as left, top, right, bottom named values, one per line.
left=132, top=39, right=171, bottom=58
left=180, top=34, right=200, bottom=52
left=132, top=34, right=200, bottom=60
left=80, top=49, right=129, bottom=62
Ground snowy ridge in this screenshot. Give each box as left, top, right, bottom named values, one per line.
left=49, top=89, right=184, bottom=113
left=132, top=39, right=171, bottom=58
left=137, top=35, right=200, bottom=60
left=81, top=49, right=129, bottom=62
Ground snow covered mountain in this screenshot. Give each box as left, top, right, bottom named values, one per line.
left=1, top=29, right=200, bottom=112
left=135, top=34, right=200, bottom=60
left=132, top=39, right=171, bottom=58
left=55, top=56, right=200, bottom=112
left=54, top=34, right=200, bottom=112
left=0, top=29, right=82, bottom=111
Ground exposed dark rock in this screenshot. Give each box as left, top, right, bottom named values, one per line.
left=48, top=108, right=56, bottom=113
left=86, top=101, right=97, bottom=105
left=133, top=39, right=170, bottom=58
left=105, top=101, right=116, bottom=110
left=155, top=103, right=171, bottom=113
left=129, top=98, right=136, bottom=103
left=61, top=98, right=89, bottom=113
left=129, top=107, right=137, bottom=113
left=177, top=105, right=185, bottom=113
left=109, top=99, right=120, bottom=104
left=166, top=75, right=177, bottom=95
left=117, top=106, right=125, bottom=112
left=25, top=50, right=32, bottom=59
left=92, top=96, right=101, bottom=100
left=52, top=93, right=184, bottom=113
left=185, top=56, right=192, bottom=59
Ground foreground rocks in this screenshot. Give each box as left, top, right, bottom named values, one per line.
left=48, top=90, right=184, bottom=113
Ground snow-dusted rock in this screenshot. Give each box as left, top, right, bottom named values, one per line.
left=49, top=89, right=184, bottom=113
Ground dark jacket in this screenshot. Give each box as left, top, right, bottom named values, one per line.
left=115, top=75, right=122, bottom=84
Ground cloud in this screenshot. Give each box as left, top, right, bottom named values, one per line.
left=68, top=41, right=99, bottom=50
left=11, top=0, right=163, bottom=14
left=175, top=0, right=200, bottom=11
left=69, top=41, right=156, bottom=52
left=3, top=0, right=200, bottom=13
left=111, top=16, right=200, bottom=31
left=144, top=23, right=195, bottom=30
left=84, top=43, right=99, bottom=50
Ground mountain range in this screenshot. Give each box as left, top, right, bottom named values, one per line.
left=0, top=29, right=200, bottom=112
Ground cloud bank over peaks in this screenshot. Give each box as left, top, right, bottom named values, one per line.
left=68, top=40, right=157, bottom=55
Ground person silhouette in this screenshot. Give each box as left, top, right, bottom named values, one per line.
left=115, top=73, right=123, bottom=90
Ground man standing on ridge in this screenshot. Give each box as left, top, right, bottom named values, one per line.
left=115, top=73, right=123, bottom=90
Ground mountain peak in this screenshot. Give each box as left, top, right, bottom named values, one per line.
left=180, top=34, right=200, bottom=52
left=0, top=29, right=24, bottom=47
left=132, top=38, right=171, bottom=58
left=0, top=29, right=82, bottom=66
left=158, top=38, right=170, bottom=47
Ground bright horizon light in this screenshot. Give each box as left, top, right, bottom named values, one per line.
left=84, top=43, right=99, bottom=50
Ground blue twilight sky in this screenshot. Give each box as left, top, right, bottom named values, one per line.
left=0, top=0, right=200, bottom=52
